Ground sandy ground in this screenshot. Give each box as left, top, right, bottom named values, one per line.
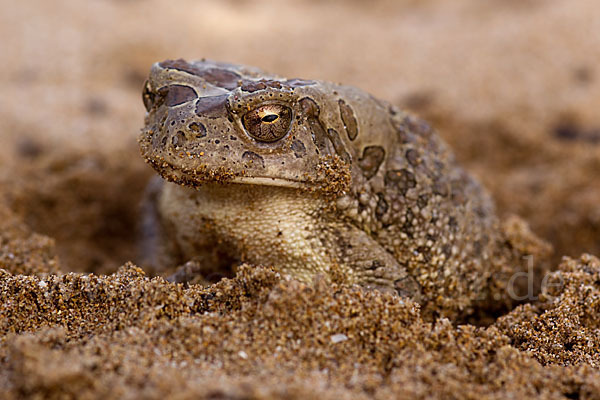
left=1, top=0, right=599, bottom=398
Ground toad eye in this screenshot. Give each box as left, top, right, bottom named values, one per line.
left=242, top=104, right=292, bottom=142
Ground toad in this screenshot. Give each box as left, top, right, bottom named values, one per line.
left=139, top=59, right=548, bottom=318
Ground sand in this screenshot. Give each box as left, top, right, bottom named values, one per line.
left=1, top=0, right=599, bottom=398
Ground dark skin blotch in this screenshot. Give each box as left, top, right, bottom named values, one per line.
left=338, top=99, right=359, bottom=141
left=401, top=209, right=415, bottom=238
left=159, top=59, right=241, bottom=90
left=159, top=59, right=200, bottom=74
left=284, top=78, right=316, bottom=87
left=242, top=151, right=265, bottom=168
left=195, top=95, right=228, bottom=118
left=172, top=131, right=186, bottom=147
left=241, top=79, right=283, bottom=92
left=291, top=140, right=306, bottom=158
left=188, top=122, right=207, bottom=138
left=385, top=169, right=416, bottom=195
left=299, top=97, right=320, bottom=117
left=165, top=85, right=198, bottom=107
left=199, top=68, right=242, bottom=90
left=375, top=193, right=388, bottom=219
left=433, top=179, right=450, bottom=197
left=327, top=128, right=351, bottom=164
left=406, top=149, right=420, bottom=166
left=358, top=146, right=385, bottom=179
left=300, top=97, right=328, bottom=152
left=389, top=109, right=416, bottom=144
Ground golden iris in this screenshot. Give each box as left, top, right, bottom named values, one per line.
left=242, top=104, right=292, bottom=142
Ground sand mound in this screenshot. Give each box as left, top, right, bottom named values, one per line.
left=2, top=253, right=600, bottom=398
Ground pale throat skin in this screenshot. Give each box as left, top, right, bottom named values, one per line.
left=159, top=184, right=348, bottom=285
left=139, top=58, right=533, bottom=319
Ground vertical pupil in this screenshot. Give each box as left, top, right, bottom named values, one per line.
left=261, top=114, right=279, bottom=123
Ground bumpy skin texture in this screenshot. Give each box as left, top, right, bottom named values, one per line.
left=139, top=59, right=539, bottom=319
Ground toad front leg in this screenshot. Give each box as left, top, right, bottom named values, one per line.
left=325, top=221, right=421, bottom=299
left=138, top=179, right=236, bottom=282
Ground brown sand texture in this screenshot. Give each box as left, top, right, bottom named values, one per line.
left=1, top=0, right=600, bottom=398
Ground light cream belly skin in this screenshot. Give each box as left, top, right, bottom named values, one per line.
left=159, top=182, right=335, bottom=284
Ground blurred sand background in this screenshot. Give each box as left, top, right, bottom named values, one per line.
left=1, top=0, right=600, bottom=398
left=1, top=0, right=599, bottom=274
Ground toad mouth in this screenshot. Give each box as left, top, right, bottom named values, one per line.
left=229, top=176, right=305, bottom=189
left=144, top=156, right=309, bottom=189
